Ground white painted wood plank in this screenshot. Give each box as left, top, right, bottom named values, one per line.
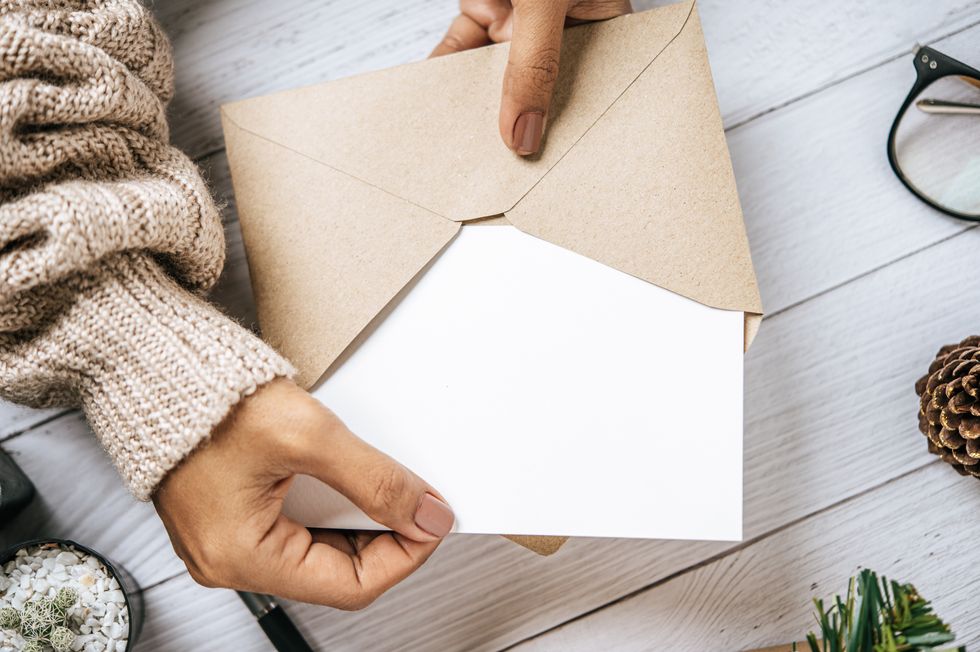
left=214, top=217, right=980, bottom=651
left=698, top=0, right=980, bottom=128
left=7, top=1, right=976, bottom=436
left=135, top=536, right=731, bottom=652
left=0, top=413, right=186, bottom=589
left=151, top=0, right=980, bottom=159
left=138, top=578, right=266, bottom=651
left=156, top=0, right=456, bottom=159
left=515, top=462, right=980, bottom=652
left=31, top=196, right=980, bottom=652
left=12, top=27, right=980, bottom=650
left=731, top=24, right=978, bottom=316
left=0, top=405, right=61, bottom=441
left=5, top=4, right=980, bottom=650
left=740, top=229, right=980, bottom=534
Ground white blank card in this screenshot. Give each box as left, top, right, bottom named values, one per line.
left=285, top=225, right=744, bottom=540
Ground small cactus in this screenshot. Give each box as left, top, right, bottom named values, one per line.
left=50, top=625, right=75, bottom=652
left=0, top=606, right=20, bottom=630
left=19, top=599, right=58, bottom=640
left=52, top=586, right=78, bottom=613
left=0, top=593, right=78, bottom=650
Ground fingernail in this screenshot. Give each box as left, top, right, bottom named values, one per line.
left=415, top=493, right=455, bottom=538
left=513, top=112, right=544, bottom=155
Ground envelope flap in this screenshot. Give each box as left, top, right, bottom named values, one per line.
left=506, top=7, right=763, bottom=322
left=219, top=2, right=693, bottom=222
left=222, top=113, right=460, bottom=388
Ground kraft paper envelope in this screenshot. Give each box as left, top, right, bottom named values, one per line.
left=220, top=0, right=763, bottom=556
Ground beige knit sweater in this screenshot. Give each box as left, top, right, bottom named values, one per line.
left=0, top=1, right=294, bottom=499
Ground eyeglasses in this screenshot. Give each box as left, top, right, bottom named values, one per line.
left=887, top=45, right=980, bottom=221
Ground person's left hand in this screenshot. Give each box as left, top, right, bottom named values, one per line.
left=430, top=0, right=632, bottom=156
left=153, top=379, right=452, bottom=609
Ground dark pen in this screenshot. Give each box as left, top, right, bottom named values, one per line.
left=238, top=591, right=314, bottom=652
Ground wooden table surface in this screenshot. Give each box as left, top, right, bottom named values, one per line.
left=3, top=1, right=980, bottom=650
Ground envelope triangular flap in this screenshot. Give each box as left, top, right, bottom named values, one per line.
left=506, top=6, right=763, bottom=342
left=219, top=2, right=692, bottom=222
left=222, top=117, right=460, bottom=387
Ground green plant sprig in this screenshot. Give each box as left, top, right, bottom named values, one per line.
left=802, top=569, right=963, bottom=652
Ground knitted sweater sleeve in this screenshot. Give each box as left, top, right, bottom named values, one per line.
left=0, top=2, right=294, bottom=499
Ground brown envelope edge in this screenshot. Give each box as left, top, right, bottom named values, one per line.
left=221, top=0, right=760, bottom=558
left=504, top=535, right=568, bottom=557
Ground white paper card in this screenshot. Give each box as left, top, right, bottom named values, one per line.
left=287, top=225, right=743, bottom=540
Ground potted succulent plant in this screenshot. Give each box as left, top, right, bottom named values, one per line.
left=0, top=540, right=143, bottom=652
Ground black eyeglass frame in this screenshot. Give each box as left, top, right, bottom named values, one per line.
left=887, top=45, right=980, bottom=222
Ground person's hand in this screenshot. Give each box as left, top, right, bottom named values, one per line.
left=430, top=0, right=632, bottom=155
left=153, top=378, right=454, bottom=609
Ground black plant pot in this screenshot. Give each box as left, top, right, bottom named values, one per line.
left=0, top=448, right=34, bottom=522
left=0, top=539, right=144, bottom=650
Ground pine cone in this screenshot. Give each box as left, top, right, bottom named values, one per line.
left=916, top=335, right=980, bottom=476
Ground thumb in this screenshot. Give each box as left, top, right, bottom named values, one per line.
left=499, top=0, right=568, bottom=155
left=293, top=404, right=455, bottom=542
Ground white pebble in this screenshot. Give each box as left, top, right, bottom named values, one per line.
left=101, top=590, right=125, bottom=604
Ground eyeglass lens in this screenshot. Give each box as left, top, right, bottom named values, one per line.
left=893, top=74, right=980, bottom=218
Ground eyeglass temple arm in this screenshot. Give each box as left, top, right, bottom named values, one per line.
left=915, top=74, right=980, bottom=114
left=916, top=98, right=980, bottom=115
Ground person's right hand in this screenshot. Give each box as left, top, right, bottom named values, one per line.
left=153, top=378, right=454, bottom=609
left=430, top=0, right=632, bottom=155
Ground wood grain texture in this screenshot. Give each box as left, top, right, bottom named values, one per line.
left=4, top=0, right=977, bottom=443
left=13, top=179, right=980, bottom=652
left=515, top=462, right=980, bottom=652
left=731, top=24, right=978, bottom=315
left=0, top=405, right=61, bottom=441
left=139, top=463, right=980, bottom=652
left=3, top=2, right=980, bottom=651
left=696, top=0, right=980, bottom=128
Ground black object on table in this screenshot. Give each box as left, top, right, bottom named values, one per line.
left=238, top=592, right=314, bottom=652
left=0, top=447, right=34, bottom=522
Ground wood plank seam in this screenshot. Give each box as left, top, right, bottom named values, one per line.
left=117, top=459, right=943, bottom=648
left=763, top=224, right=978, bottom=321
left=8, top=5, right=980, bottom=450
left=722, top=15, right=980, bottom=133
left=0, top=409, right=73, bottom=445
left=7, top=220, right=977, bottom=448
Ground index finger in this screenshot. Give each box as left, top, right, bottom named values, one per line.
left=499, top=1, right=568, bottom=155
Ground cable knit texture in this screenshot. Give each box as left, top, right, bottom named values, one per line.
left=0, top=1, right=294, bottom=499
